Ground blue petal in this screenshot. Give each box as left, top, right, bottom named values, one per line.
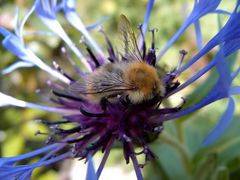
left=139, top=0, right=155, bottom=48
left=19, top=3, right=36, bottom=42
left=0, top=144, right=58, bottom=166
left=176, top=2, right=240, bottom=74
left=214, top=9, right=231, bottom=15
left=230, top=86, right=240, bottom=95
left=35, top=0, right=56, bottom=19
left=142, top=0, right=155, bottom=36
left=0, top=145, right=70, bottom=179
left=62, top=0, right=106, bottom=62
left=192, top=0, right=222, bottom=17
left=0, top=144, right=59, bottom=179
left=86, top=155, right=97, bottom=180
left=231, top=67, right=240, bottom=81
left=223, top=39, right=240, bottom=57
left=85, top=16, right=110, bottom=31
left=202, top=97, right=235, bottom=145
left=159, top=91, right=224, bottom=121
left=194, top=20, right=203, bottom=49
left=215, top=45, right=232, bottom=92
left=169, top=39, right=240, bottom=95
left=1, top=31, right=27, bottom=58
left=35, top=0, right=92, bottom=71
left=1, top=28, right=71, bottom=83
left=2, top=61, right=34, bottom=75
left=0, top=27, right=11, bottom=36
left=157, top=61, right=234, bottom=122
left=157, top=0, right=221, bottom=59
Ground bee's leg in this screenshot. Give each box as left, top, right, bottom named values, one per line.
left=118, top=95, right=131, bottom=108
left=100, top=97, right=110, bottom=111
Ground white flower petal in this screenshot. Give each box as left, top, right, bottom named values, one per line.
left=0, top=92, right=79, bottom=115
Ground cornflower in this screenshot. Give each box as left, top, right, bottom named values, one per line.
left=0, top=0, right=239, bottom=179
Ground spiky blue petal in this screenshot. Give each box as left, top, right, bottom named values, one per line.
left=177, top=2, right=240, bottom=74
left=157, top=0, right=222, bottom=59
left=35, top=0, right=92, bottom=71
left=2, top=61, right=34, bottom=75
left=0, top=92, right=79, bottom=114
left=86, top=155, right=97, bottom=180
left=62, top=0, right=107, bottom=63
left=0, top=28, right=70, bottom=84
left=202, top=97, right=235, bottom=145
left=194, top=20, right=203, bottom=49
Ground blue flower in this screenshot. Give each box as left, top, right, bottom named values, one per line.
left=0, top=0, right=240, bottom=179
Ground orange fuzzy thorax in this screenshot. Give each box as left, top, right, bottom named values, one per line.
left=124, top=62, right=164, bottom=103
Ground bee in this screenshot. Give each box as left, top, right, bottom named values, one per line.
left=69, top=15, right=165, bottom=107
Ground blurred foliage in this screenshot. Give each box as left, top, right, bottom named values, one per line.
left=0, top=0, right=240, bottom=180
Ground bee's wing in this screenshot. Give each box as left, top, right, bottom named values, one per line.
left=69, top=72, right=134, bottom=95
left=119, top=14, right=142, bottom=61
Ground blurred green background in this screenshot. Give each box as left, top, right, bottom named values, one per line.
left=0, top=0, right=240, bottom=179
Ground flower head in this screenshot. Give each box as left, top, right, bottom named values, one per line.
left=0, top=0, right=240, bottom=179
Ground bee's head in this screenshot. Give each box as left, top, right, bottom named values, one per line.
left=124, top=62, right=165, bottom=104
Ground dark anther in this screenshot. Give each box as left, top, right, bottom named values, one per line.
left=54, top=126, right=82, bottom=134
left=52, top=61, right=75, bottom=81
left=80, top=106, right=106, bottom=117
left=122, top=134, right=131, bottom=142
left=66, top=137, right=86, bottom=143
left=149, top=28, right=158, bottom=49
left=145, top=148, right=155, bottom=161
left=137, top=24, right=146, bottom=59
left=46, top=136, right=54, bottom=144
left=99, top=28, right=117, bottom=62
left=134, top=149, right=145, bottom=155
left=52, top=90, right=83, bottom=102
left=154, top=126, right=164, bottom=132
left=166, top=80, right=180, bottom=93
left=180, top=49, right=188, bottom=56
left=138, top=164, right=145, bottom=168
left=157, top=107, right=180, bottom=114
left=107, top=57, right=114, bottom=62
left=86, top=132, right=111, bottom=151
left=83, top=42, right=100, bottom=68
left=178, top=97, right=186, bottom=109
left=36, top=119, right=71, bottom=125
left=157, top=97, right=186, bottom=114
left=177, top=49, right=188, bottom=70
left=145, top=49, right=156, bottom=66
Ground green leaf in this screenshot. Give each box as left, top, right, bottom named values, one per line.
left=2, top=134, right=24, bottom=156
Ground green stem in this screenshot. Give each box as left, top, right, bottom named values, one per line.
left=158, top=131, right=192, bottom=176
left=174, top=120, right=184, bottom=142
